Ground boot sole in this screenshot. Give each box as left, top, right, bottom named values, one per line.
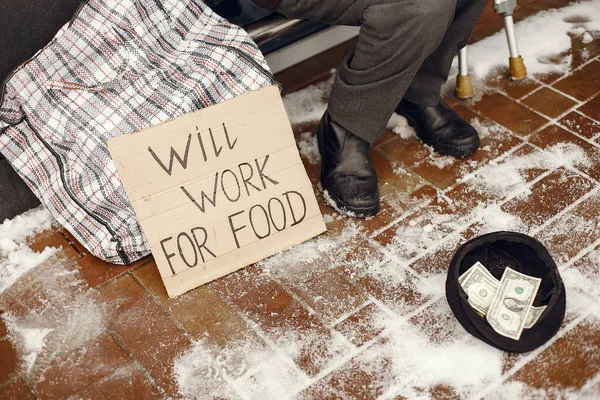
left=316, top=119, right=380, bottom=218
left=398, top=111, right=480, bottom=158
left=321, top=180, right=380, bottom=217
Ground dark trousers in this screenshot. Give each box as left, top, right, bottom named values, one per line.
left=274, top=0, right=488, bottom=143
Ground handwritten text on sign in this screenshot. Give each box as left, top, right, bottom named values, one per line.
left=108, top=86, right=326, bottom=297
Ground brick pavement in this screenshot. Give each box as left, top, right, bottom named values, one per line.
left=1, top=1, right=600, bottom=398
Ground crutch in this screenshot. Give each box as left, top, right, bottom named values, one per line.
left=455, top=0, right=528, bottom=97
left=494, top=0, right=527, bottom=80
left=455, top=46, right=474, bottom=98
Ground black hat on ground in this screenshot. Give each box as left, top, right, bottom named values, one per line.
left=446, top=231, right=566, bottom=353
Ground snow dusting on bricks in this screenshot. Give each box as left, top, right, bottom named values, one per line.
left=1, top=1, right=600, bottom=397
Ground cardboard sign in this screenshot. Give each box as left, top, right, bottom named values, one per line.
left=108, top=86, right=326, bottom=297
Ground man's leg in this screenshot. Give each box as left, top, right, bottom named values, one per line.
left=271, top=0, right=460, bottom=216
left=275, top=0, right=459, bottom=143
left=403, top=0, right=489, bottom=106
left=394, top=0, right=488, bottom=158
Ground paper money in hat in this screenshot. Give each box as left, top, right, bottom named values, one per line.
left=446, top=232, right=566, bottom=353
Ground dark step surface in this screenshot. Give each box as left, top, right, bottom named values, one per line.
left=0, top=158, right=41, bottom=221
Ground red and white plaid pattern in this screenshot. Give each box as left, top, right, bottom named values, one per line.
left=0, top=0, right=274, bottom=264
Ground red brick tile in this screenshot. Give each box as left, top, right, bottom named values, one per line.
left=428, top=385, right=461, bottom=400
left=34, top=333, right=130, bottom=399
left=212, top=272, right=351, bottom=377
left=346, top=265, right=430, bottom=316
left=528, top=124, right=600, bottom=181
left=286, top=269, right=369, bottom=325
left=410, top=123, right=522, bottom=190
left=409, top=185, right=439, bottom=203
left=408, top=238, right=462, bottom=277
left=409, top=299, right=465, bottom=345
left=359, top=150, right=421, bottom=235
left=297, top=340, right=393, bottom=400
left=76, top=364, right=162, bottom=400
left=570, top=245, right=600, bottom=282
left=133, top=261, right=258, bottom=345
left=485, top=75, right=541, bottom=101
left=378, top=136, right=432, bottom=169
left=28, top=231, right=79, bottom=261
left=470, top=18, right=505, bottom=43
left=1, top=260, right=89, bottom=319
left=373, top=193, right=455, bottom=255
left=26, top=229, right=59, bottom=247
left=0, top=339, right=18, bottom=385
left=99, top=275, right=191, bottom=396
left=524, top=0, right=580, bottom=11
left=535, top=194, right=600, bottom=264
left=579, top=94, right=600, bottom=122
left=60, top=229, right=88, bottom=256
left=76, top=254, right=152, bottom=288
left=0, top=379, right=36, bottom=400
left=509, top=317, right=600, bottom=391
left=502, top=168, right=594, bottom=228
left=558, top=111, right=600, bottom=139
left=521, top=87, right=578, bottom=118
left=0, top=312, right=7, bottom=338
left=333, top=303, right=388, bottom=347
left=553, top=60, right=600, bottom=101
left=444, top=144, right=548, bottom=207
left=470, top=92, right=548, bottom=136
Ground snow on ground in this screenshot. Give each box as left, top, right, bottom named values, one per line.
left=2, top=2, right=600, bottom=398
left=0, top=207, right=108, bottom=381
left=283, top=73, right=334, bottom=125
left=467, top=0, right=600, bottom=79
left=0, top=207, right=57, bottom=293
left=173, top=141, right=600, bottom=398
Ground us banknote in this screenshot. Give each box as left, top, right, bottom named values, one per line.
left=524, top=304, right=547, bottom=329
left=460, top=262, right=500, bottom=315
left=487, top=267, right=542, bottom=340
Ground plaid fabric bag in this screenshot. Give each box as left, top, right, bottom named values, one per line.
left=0, top=0, right=275, bottom=264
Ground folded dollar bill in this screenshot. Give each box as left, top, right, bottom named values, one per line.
left=460, top=262, right=500, bottom=316
left=524, top=305, right=547, bottom=329
left=486, top=267, right=542, bottom=341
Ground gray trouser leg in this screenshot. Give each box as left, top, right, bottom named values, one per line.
left=275, top=0, right=486, bottom=143
left=403, top=0, right=489, bottom=106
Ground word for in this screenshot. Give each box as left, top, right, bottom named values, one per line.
left=158, top=190, right=307, bottom=275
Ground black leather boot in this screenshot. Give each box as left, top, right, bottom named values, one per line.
left=395, top=99, right=480, bottom=158
left=317, top=112, right=379, bottom=217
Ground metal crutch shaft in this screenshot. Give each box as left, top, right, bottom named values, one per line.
left=455, top=46, right=474, bottom=98
left=494, top=0, right=527, bottom=80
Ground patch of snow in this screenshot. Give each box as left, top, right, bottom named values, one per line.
left=467, top=143, right=590, bottom=198
left=386, top=113, right=417, bottom=139
left=17, top=328, right=54, bottom=373
left=282, top=73, right=334, bottom=125
left=0, top=207, right=58, bottom=294
left=297, top=131, right=320, bottom=164
left=384, top=323, right=504, bottom=397
left=470, top=118, right=505, bottom=140
left=466, top=0, right=600, bottom=78
left=0, top=206, right=55, bottom=243
left=322, top=214, right=334, bottom=224
left=582, top=32, right=594, bottom=44
left=429, top=155, right=456, bottom=169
